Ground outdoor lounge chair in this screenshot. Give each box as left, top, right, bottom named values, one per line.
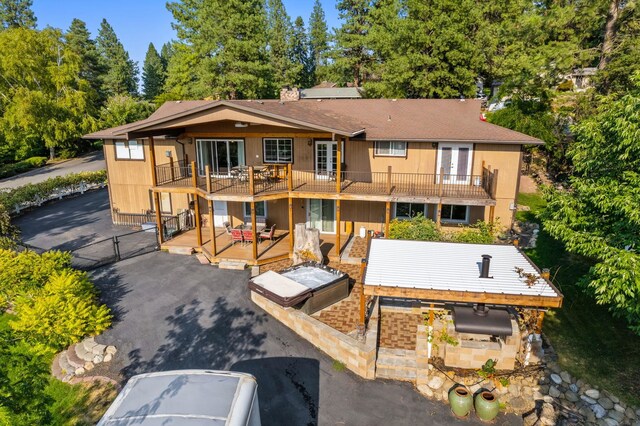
left=242, top=229, right=254, bottom=245
left=230, top=228, right=243, bottom=245
left=259, top=224, right=276, bottom=243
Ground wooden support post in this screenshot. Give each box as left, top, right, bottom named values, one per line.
left=169, top=156, right=175, bottom=182
left=191, top=161, right=198, bottom=188
left=359, top=259, right=368, bottom=327
left=251, top=201, right=258, bottom=261
left=491, top=169, right=499, bottom=199
left=205, top=165, right=212, bottom=193
left=194, top=194, right=202, bottom=247
left=386, top=165, right=392, bottom=195
left=438, top=166, right=445, bottom=197
left=385, top=201, right=391, bottom=237
left=184, top=153, right=189, bottom=168
left=288, top=198, right=294, bottom=256
left=335, top=199, right=341, bottom=257
left=153, top=192, right=164, bottom=244
left=336, top=137, right=342, bottom=194
left=209, top=200, right=216, bottom=256
left=436, top=203, right=442, bottom=229
left=149, top=136, right=158, bottom=186
left=535, top=311, right=545, bottom=334
left=429, top=304, right=435, bottom=325
left=248, top=166, right=255, bottom=196
left=489, top=205, right=495, bottom=224
left=436, top=166, right=445, bottom=229
left=287, top=163, right=293, bottom=192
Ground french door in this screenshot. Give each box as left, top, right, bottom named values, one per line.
left=436, top=143, right=472, bottom=184
left=307, top=199, right=336, bottom=234
left=212, top=201, right=228, bottom=227
left=315, top=140, right=338, bottom=179
left=197, top=139, right=245, bottom=176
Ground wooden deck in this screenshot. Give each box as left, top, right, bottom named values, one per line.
left=162, top=227, right=349, bottom=265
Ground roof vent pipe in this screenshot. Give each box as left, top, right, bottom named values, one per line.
left=480, top=254, right=492, bottom=279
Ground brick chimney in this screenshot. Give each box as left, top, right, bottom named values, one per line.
left=280, top=87, right=300, bottom=102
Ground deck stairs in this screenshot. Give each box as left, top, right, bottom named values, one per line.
left=375, top=348, right=417, bottom=381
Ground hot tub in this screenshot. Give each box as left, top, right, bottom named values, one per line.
left=249, top=262, right=349, bottom=315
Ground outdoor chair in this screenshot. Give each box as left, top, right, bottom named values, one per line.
left=259, top=224, right=276, bottom=243
left=230, top=228, right=243, bottom=245
left=223, top=221, right=232, bottom=234
left=242, top=229, right=254, bottom=245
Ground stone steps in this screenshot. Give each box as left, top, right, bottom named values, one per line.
left=195, top=253, right=210, bottom=264
left=167, top=246, right=194, bottom=255
left=219, top=260, right=247, bottom=270
left=51, top=337, right=118, bottom=383
left=66, top=344, right=86, bottom=369
left=75, top=341, right=95, bottom=362
left=376, top=348, right=417, bottom=381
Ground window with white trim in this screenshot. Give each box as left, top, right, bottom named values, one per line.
left=263, top=138, right=293, bottom=163
left=394, top=202, right=427, bottom=219
left=115, top=140, right=144, bottom=160
left=244, top=201, right=267, bottom=219
left=441, top=204, right=469, bottom=223
left=374, top=141, right=407, bottom=157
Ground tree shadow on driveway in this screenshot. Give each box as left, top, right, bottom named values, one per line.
left=123, top=298, right=268, bottom=379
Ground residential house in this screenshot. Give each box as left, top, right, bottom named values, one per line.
left=84, top=90, right=541, bottom=266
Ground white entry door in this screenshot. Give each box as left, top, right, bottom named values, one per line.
left=307, top=199, right=336, bottom=234
left=315, top=140, right=338, bottom=179
left=437, top=143, right=473, bottom=184
left=213, top=201, right=229, bottom=227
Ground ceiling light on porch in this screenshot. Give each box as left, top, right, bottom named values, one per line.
left=234, top=122, right=249, bottom=128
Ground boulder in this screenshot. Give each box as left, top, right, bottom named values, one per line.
left=599, top=397, right=614, bottom=410
left=550, top=374, right=562, bottom=385
left=586, top=389, right=601, bottom=399
left=549, top=385, right=561, bottom=398
left=427, top=375, right=444, bottom=390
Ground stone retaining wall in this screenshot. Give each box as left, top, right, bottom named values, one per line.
left=251, top=292, right=379, bottom=379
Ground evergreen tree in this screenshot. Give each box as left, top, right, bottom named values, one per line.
left=167, top=0, right=271, bottom=99
left=160, top=42, right=174, bottom=71
left=333, top=0, right=373, bottom=87
left=291, top=16, right=312, bottom=88
left=0, top=0, right=36, bottom=29
left=96, top=19, right=138, bottom=97
left=308, top=0, right=328, bottom=84
left=65, top=18, right=105, bottom=105
left=142, top=43, right=165, bottom=100
left=266, top=0, right=295, bottom=92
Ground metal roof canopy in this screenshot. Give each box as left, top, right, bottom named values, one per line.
left=363, top=239, right=563, bottom=308
left=453, top=306, right=513, bottom=336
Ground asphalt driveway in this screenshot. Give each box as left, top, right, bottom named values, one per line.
left=13, top=190, right=521, bottom=425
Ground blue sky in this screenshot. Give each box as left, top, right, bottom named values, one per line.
left=32, top=1, right=340, bottom=70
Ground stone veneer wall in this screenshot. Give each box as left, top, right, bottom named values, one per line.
left=251, top=292, right=379, bottom=379
left=443, top=319, right=521, bottom=370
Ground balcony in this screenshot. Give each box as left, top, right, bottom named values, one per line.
left=154, top=161, right=497, bottom=202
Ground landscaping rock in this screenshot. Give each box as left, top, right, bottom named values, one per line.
left=613, top=404, right=624, bottom=413
left=608, top=410, right=625, bottom=423
left=569, top=383, right=579, bottom=393
left=74, top=367, right=85, bottom=375
left=417, top=385, right=433, bottom=398
left=91, top=343, right=106, bottom=355
left=582, top=395, right=598, bottom=405
left=586, top=389, right=601, bottom=399
left=576, top=379, right=585, bottom=388
left=83, top=362, right=94, bottom=371
left=603, top=418, right=619, bottom=426
left=549, top=385, right=561, bottom=398
left=105, top=345, right=117, bottom=355
left=565, top=391, right=579, bottom=402
left=591, top=404, right=607, bottom=419
left=543, top=396, right=554, bottom=403
left=608, top=393, right=619, bottom=404
left=540, top=384, right=550, bottom=395
left=508, top=384, right=521, bottom=397
left=560, top=371, right=572, bottom=383
left=427, top=376, right=444, bottom=390
left=550, top=373, right=562, bottom=385
left=541, top=403, right=556, bottom=426
left=580, top=406, right=597, bottom=423
left=104, top=353, right=113, bottom=363
left=625, top=407, right=636, bottom=420
left=92, top=354, right=104, bottom=364
left=599, top=397, right=614, bottom=410
left=510, top=397, right=528, bottom=412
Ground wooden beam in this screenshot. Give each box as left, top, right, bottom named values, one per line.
left=386, top=165, right=392, bottom=195
left=489, top=205, right=495, bottom=224
left=249, top=166, right=255, bottom=196
left=336, top=136, right=342, bottom=194
left=194, top=194, right=202, bottom=247
left=436, top=203, right=442, bottom=229
left=287, top=163, right=293, bottom=192
left=385, top=201, right=391, bottom=237
left=535, top=311, right=545, bottom=334
left=251, top=201, right=258, bottom=261
left=149, top=136, right=158, bottom=186
left=190, top=161, right=198, bottom=188
left=335, top=199, right=341, bottom=257
left=363, top=285, right=563, bottom=308
left=205, top=165, right=212, bottom=193
left=209, top=200, right=216, bottom=256
left=153, top=192, right=164, bottom=244
left=359, top=259, right=368, bottom=327
left=288, top=197, right=294, bottom=255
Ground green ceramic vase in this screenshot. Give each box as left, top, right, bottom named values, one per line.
left=474, top=391, right=500, bottom=422
left=448, top=385, right=473, bottom=418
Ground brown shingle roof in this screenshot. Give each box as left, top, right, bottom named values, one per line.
left=84, top=98, right=542, bottom=145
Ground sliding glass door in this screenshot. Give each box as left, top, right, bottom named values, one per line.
left=308, top=199, right=336, bottom=234
left=196, top=139, right=245, bottom=176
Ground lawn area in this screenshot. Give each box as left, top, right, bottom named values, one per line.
left=517, top=192, right=640, bottom=405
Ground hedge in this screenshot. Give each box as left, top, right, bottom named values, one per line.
left=0, top=170, right=107, bottom=212
left=0, top=157, right=48, bottom=179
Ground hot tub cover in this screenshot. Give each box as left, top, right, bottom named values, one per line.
left=452, top=306, right=513, bottom=336
left=249, top=270, right=312, bottom=305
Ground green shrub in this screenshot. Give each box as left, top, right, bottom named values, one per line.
left=11, top=271, right=112, bottom=350
left=0, top=204, right=19, bottom=249
left=446, top=221, right=497, bottom=244
left=388, top=213, right=441, bottom=241
left=0, top=157, right=48, bottom=179
left=23, top=156, right=47, bottom=167
left=0, top=249, right=72, bottom=308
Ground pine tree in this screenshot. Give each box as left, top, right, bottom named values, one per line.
left=0, top=0, right=36, bottom=29
left=160, top=42, right=174, bottom=71
left=291, top=16, right=312, bottom=88
left=308, top=0, right=328, bottom=84
left=65, top=18, right=106, bottom=105
left=96, top=19, right=138, bottom=97
left=167, top=0, right=271, bottom=99
left=266, top=0, right=295, bottom=92
left=333, top=0, right=373, bottom=87
left=142, top=43, right=165, bottom=100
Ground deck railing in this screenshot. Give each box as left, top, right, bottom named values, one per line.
left=155, top=162, right=497, bottom=200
